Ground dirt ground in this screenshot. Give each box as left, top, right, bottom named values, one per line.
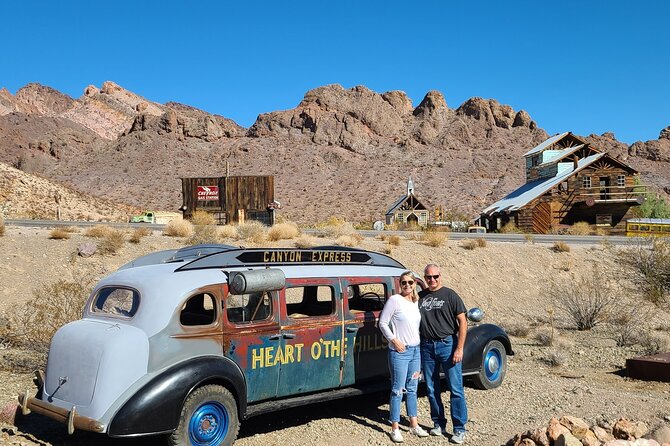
left=0, top=225, right=669, bottom=446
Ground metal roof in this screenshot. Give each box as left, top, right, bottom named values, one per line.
left=523, top=132, right=570, bottom=157
left=483, top=153, right=605, bottom=214
left=627, top=218, right=670, bottom=225
left=538, top=144, right=584, bottom=166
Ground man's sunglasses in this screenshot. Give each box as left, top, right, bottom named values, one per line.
left=424, top=274, right=440, bottom=280
left=400, top=280, right=414, bottom=286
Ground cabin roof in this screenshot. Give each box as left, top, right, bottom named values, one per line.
left=483, top=153, right=605, bottom=215
left=524, top=132, right=570, bottom=157
left=537, top=144, right=585, bottom=166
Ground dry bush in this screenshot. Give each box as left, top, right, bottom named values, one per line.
left=187, top=225, right=220, bottom=245
left=49, top=228, right=71, bottom=240
left=294, top=234, right=317, bottom=248
left=59, top=226, right=79, bottom=233
left=534, top=328, right=555, bottom=346
left=237, top=221, right=268, bottom=244
left=553, top=267, right=617, bottom=330
left=85, top=224, right=113, bottom=238
left=190, top=210, right=216, bottom=226
left=422, top=231, right=448, bottom=247
left=619, top=238, right=670, bottom=305
left=500, top=322, right=530, bottom=338
left=382, top=245, right=393, bottom=255
left=566, top=221, right=592, bottom=235
left=546, top=350, right=567, bottom=367
left=475, top=237, right=487, bottom=248
left=500, top=222, right=523, bottom=234
left=552, top=241, right=571, bottom=253
left=98, top=228, right=125, bottom=255
left=387, top=235, right=401, bottom=246
left=164, top=219, right=193, bottom=237
left=461, top=239, right=478, bottom=250
left=218, top=225, right=238, bottom=240
left=0, top=217, right=5, bottom=237
left=335, top=234, right=362, bottom=247
left=524, top=233, right=535, bottom=244
left=128, top=226, right=152, bottom=244
left=8, top=279, right=90, bottom=352
left=268, top=222, right=301, bottom=241
left=607, top=305, right=650, bottom=347
left=637, top=331, right=670, bottom=355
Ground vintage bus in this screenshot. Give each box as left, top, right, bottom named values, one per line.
left=625, top=218, right=670, bottom=237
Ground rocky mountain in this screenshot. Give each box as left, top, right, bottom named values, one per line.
left=0, top=81, right=668, bottom=224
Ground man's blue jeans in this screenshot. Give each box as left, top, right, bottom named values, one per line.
left=420, top=335, right=468, bottom=433
left=388, top=345, right=421, bottom=423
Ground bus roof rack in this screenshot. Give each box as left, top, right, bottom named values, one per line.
left=176, top=246, right=406, bottom=271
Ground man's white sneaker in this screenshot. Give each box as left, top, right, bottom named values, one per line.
left=390, top=428, right=404, bottom=443
left=409, top=426, right=429, bottom=438
left=429, top=426, right=444, bottom=436
left=450, top=431, right=466, bottom=444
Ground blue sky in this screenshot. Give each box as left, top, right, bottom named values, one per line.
left=2, top=1, right=668, bottom=144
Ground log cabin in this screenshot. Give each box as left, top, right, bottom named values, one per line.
left=479, top=132, right=645, bottom=234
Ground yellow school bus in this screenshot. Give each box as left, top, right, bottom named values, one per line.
left=625, top=218, right=670, bottom=236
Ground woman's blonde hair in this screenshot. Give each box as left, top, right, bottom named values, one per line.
left=399, top=270, right=419, bottom=302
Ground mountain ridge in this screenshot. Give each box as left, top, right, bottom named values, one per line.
left=1, top=81, right=668, bottom=224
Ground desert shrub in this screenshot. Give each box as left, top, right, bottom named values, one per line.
left=98, top=228, right=125, bottom=255
left=422, top=231, right=447, bottom=247
left=387, top=235, right=401, bottom=246
left=637, top=330, right=670, bottom=355
left=619, top=238, right=670, bottom=305
left=218, top=225, right=238, bottom=239
left=129, top=227, right=152, bottom=243
left=237, top=221, right=268, bottom=244
left=335, top=234, right=362, bottom=247
left=187, top=225, right=219, bottom=245
left=566, top=221, right=592, bottom=235
left=546, top=350, right=567, bottom=367
left=84, top=224, right=113, bottom=238
left=607, top=305, right=650, bottom=347
left=9, top=279, right=90, bottom=352
left=499, top=222, right=523, bottom=234
left=552, top=241, right=571, bottom=253
left=49, top=228, right=71, bottom=240
left=190, top=210, right=216, bottom=226
left=60, top=226, right=79, bottom=233
left=294, top=234, right=317, bottom=248
left=382, top=245, right=393, bottom=255
left=268, top=222, right=301, bottom=241
left=501, top=322, right=530, bottom=338
left=0, top=217, right=5, bottom=237
left=164, top=219, right=193, bottom=237
left=534, top=328, right=555, bottom=346
left=461, top=239, right=478, bottom=250
left=524, top=233, right=535, bottom=244
left=553, top=267, right=617, bottom=330
left=323, top=220, right=359, bottom=238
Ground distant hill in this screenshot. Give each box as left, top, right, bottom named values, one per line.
left=1, top=81, right=668, bottom=224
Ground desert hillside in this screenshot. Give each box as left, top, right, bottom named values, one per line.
left=1, top=82, right=669, bottom=224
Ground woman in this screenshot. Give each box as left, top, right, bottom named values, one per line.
left=379, top=271, right=429, bottom=442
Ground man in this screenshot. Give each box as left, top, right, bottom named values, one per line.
left=419, top=263, right=468, bottom=444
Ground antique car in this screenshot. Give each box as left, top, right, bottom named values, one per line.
left=18, top=245, right=513, bottom=446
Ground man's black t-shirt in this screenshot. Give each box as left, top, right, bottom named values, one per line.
left=418, top=286, right=467, bottom=340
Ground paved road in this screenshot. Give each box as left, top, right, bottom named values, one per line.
left=6, top=219, right=647, bottom=246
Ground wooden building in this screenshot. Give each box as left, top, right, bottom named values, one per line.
left=385, top=176, right=430, bottom=227
left=181, top=175, right=276, bottom=225
left=479, top=132, right=645, bottom=234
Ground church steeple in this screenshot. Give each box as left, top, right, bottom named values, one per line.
left=407, top=175, right=414, bottom=196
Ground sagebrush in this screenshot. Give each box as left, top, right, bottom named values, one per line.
left=619, top=238, right=670, bottom=305
left=552, top=267, right=617, bottom=330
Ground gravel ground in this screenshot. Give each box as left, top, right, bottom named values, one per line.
left=1, top=226, right=669, bottom=445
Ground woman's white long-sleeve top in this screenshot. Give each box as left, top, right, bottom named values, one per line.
left=378, top=293, right=421, bottom=350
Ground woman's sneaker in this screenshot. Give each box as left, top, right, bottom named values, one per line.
left=390, top=429, right=404, bottom=443
left=409, top=426, right=429, bottom=438
left=450, top=431, right=466, bottom=444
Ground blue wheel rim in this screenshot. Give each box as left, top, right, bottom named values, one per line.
left=189, top=401, right=229, bottom=446
left=484, top=347, right=502, bottom=383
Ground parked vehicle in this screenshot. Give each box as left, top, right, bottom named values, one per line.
left=18, top=245, right=513, bottom=445
left=129, top=210, right=180, bottom=224
left=625, top=218, right=670, bottom=237
left=467, top=225, right=487, bottom=234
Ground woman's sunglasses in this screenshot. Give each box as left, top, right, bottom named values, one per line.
left=400, top=280, right=414, bottom=285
